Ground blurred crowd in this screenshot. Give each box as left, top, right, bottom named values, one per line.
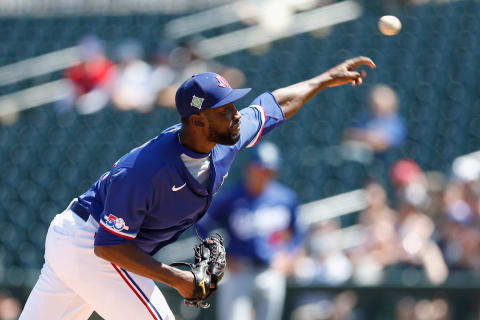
left=57, top=34, right=246, bottom=115
left=289, top=154, right=480, bottom=319
left=298, top=135, right=480, bottom=284
left=241, top=81, right=480, bottom=319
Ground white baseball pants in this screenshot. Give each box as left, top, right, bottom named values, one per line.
left=217, top=267, right=286, bottom=320
left=19, top=207, right=175, bottom=320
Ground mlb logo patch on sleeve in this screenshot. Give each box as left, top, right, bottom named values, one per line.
left=103, top=214, right=130, bottom=231
left=100, top=213, right=136, bottom=239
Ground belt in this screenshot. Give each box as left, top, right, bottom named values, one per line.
left=68, top=199, right=90, bottom=222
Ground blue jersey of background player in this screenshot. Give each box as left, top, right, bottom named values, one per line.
left=197, top=142, right=302, bottom=266
left=21, top=57, right=375, bottom=319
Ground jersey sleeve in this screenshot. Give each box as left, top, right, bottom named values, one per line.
left=238, top=92, right=285, bottom=150
left=94, top=167, right=152, bottom=246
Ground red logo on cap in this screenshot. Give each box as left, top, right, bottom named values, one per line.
left=216, top=75, right=231, bottom=88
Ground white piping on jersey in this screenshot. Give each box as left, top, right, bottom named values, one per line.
left=246, top=105, right=266, bottom=148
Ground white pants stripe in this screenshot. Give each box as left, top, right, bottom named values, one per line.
left=19, top=208, right=175, bottom=320
left=112, top=264, right=163, bottom=320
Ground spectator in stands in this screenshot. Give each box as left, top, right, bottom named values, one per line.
left=58, top=34, right=117, bottom=114
left=438, top=182, right=480, bottom=270
left=341, top=84, right=405, bottom=164
left=112, top=39, right=156, bottom=113
left=390, top=159, right=448, bottom=284
left=0, top=291, right=20, bottom=320
left=451, top=156, right=480, bottom=218
left=390, top=158, right=428, bottom=209
left=295, top=219, right=353, bottom=285
left=151, top=41, right=177, bottom=109
left=197, top=141, right=303, bottom=320
left=350, top=181, right=400, bottom=285
left=437, top=157, right=480, bottom=271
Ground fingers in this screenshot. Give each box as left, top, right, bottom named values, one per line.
left=328, top=58, right=374, bottom=88
left=347, top=70, right=361, bottom=80
left=352, top=77, right=363, bottom=86
left=349, top=70, right=366, bottom=86
left=346, top=56, right=376, bottom=70
left=349, top=67, right=369, bottom=86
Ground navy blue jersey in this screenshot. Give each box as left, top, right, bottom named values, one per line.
left=197, top=181, right=301, bottom=266
left=76, top=92, right=284, bottom=255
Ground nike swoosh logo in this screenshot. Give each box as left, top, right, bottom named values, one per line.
left=172, top=183, right=186, bottom=192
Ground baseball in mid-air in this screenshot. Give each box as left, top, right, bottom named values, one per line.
left=378, top=15, right=402, bottom=36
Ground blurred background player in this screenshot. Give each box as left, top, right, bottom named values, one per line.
left=197, top=141, right=304, bottom=320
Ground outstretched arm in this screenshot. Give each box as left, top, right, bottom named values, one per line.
left=272, top=57, right=376, bottom=119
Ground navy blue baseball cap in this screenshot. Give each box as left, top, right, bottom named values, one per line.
left=250, top=142, right=282, bottom=171
left=175, top=72, right=251, bottom=117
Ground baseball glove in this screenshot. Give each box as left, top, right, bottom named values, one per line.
left=171, top=233, right=226, bottom=308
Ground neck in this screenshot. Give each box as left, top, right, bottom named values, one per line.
left=178, top=125, right=215, bottom=154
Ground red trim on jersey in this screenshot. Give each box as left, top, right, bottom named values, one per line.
left=99, top=223, right=135, bottom=239
left=111, top=263, right=159, bottom=320
left=250, top=105, right=266, bottom=147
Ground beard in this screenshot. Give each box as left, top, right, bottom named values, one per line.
left=208, top=120, right=241, bottom=145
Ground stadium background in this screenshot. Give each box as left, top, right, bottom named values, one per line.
left=1, top=0, right=480, bottom=319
